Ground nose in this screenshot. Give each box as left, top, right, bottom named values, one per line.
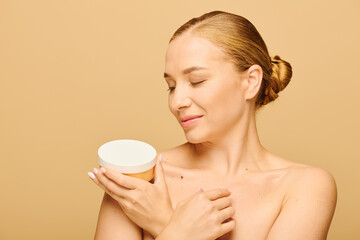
left=170, top=85, right=192, bottom=111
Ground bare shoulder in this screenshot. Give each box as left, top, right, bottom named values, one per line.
left=267, top=152, right=336, bottom=190
left=158, top=142, right=190, bottom=167
left=279, top=161, right=338, bottom=221
left=266, top=159, right=337, bottom=239
left=264, top=151, right=337, bottom=206
left=284, top=163, right=337, bottom=196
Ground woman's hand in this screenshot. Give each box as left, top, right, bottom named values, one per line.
left=88, top=154, right=173, bottom=238
left=157, top=188, right=235, bottom=240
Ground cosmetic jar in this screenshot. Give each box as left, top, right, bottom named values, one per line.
left=98, top=139, right=157, bottom=181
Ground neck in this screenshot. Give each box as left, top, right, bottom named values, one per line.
left=187, top=109, right=268, bottom=177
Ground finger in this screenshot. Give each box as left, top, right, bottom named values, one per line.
left=204, top=188, right=232, bottom=201
left=216, top=219, right=236, bottom=238
left=96, top=168, right=129, bottom=198
left=179, top=187, right=203, bottom=205
left=102, top=166, right=146, bottom=190
left=88, top=169, right=127, bottom=202
left=218, top=206, right=236, bottom=223
left=88, top=168, right=107, bottom=187
left=189, top=187, right=204, bottom=200
left=154, top=154, right=166, bottom=187
left=88, top=171, right=99, bottom=184
left=214, top=197, right=232, bottom=210
left=88, top=170, right=118, bottom=198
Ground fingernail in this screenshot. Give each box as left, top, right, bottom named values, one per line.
left=159, top=154, right=162, bottom=162
left=93, top=168, right=98, bottom=174
left=88, top=172, right=95, bottom=179
left=228, top=189, right=232, bottom=193
left=196, top=187, right=202, bottom=192
left=100, top=167, right=106, bottom=173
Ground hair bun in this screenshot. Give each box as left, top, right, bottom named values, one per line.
left=262, top=55, right=293, bottom=105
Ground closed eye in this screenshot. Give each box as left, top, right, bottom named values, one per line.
left=191, top=80, right=206, bottom=86
left=167, top=86, right=175, bottom=92
left=167, top=80, right=206, bottom=93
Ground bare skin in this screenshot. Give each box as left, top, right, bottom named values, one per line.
left=94, top=142, right=337, bottom=240
left=92, top=32, right=337, bottom=240
left=140, top=143, right=336, bottom=240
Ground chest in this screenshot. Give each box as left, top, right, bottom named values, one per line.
left=165, top=172, right=286, bottom=240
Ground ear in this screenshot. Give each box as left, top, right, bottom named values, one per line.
left=244, top=64, right=263, bottom=101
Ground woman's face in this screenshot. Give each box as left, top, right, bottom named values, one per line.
left=164, top=32, right=249, bottom=143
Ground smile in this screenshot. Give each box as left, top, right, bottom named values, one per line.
left=180, top=116, right=202, bottom=128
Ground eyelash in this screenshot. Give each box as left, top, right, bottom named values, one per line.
left=167, top=80, right=206, bottom=92
left=167, top=87, right=175, bottom=92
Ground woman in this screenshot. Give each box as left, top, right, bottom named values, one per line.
left=88, top=11, right=337, bottom=240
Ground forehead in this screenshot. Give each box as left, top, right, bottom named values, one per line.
left=165, top=33, right=229, bottom=72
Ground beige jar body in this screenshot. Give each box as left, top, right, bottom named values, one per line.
left=124, top=168, right=154, bottom=181
left=98, top=139, right=157, bottom=182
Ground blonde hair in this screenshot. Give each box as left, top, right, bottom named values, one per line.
left=170, top=11, right=292, bottom=109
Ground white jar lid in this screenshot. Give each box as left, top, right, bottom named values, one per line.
left=98, top=139, right=157, bottom=174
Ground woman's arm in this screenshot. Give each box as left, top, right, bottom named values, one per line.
left=90, top=154, right=173, bottom=238
left=266, top=167, right=337, bottom=240
left=90, top=154, right=234, bottom=239
left=93, top=181, right=234, bottom=240
left=94, top=193, right=142, bottom=240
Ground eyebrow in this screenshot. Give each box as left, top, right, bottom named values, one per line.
left=164, top=66, right=207, bottom=78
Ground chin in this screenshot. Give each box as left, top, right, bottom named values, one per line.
left=183, top=128, right=210, bottom=144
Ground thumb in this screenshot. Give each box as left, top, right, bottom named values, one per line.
left=182, top=187, right=203, bottom=203
left=154, top=154, right=167, bottom=187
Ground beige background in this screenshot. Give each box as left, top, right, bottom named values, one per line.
left=0, top=0, right=359, bottom=239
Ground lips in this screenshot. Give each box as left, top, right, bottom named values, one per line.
left=180, top=115, right=203, bottom=122
left=179, top=115, right=203, bottom=128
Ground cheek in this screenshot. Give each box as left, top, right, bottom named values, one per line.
left=205, top=86, right=244, bottom=120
